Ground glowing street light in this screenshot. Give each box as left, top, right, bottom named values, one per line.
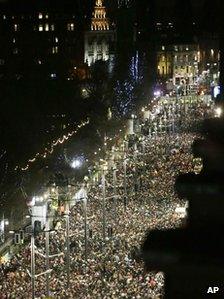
left=215, top=107, right=222, bottom=118
left=71, top=158, right=82, bottom=169
left=154, top=90, right=161, bottom=97
left=0, top=215, right=9, bottom=243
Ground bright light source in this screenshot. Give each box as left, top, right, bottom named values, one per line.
left=215, top=107, right=222, bottom=118
left=154, top=90, right=161, bottom=97
left=71, top=159, right=82, bottom=169
left=35, top=196, right=43, bottom=202
left=213, top=85, right=220, bottom=98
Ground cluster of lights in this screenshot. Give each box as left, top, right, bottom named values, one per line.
left=18, top=118, right=90, bottom=172
left=26, top=187, right=58, bottom=208
left=93, top=127, right=126, bottom=157
left=215, top=107, right=222, bottom=118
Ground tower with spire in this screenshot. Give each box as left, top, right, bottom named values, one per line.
left=91, top=0, right=110, bottom=31
left=84, top=0, right=115, bottom=67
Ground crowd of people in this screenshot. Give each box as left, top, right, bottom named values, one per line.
left=0, top=98, right=213, bottom=298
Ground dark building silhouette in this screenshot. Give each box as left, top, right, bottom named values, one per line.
left=0, top=0, right=86, bottom=81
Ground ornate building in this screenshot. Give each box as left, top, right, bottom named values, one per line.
left=84, top=0, right=115, bottom=67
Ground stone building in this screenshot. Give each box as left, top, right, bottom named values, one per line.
left=84, top=0, right=115, bottom=67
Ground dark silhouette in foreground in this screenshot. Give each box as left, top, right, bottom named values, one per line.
left=142, top=117, right=224, bottom=298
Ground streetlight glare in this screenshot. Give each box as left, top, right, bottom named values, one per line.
left=71, top=158, right=82, bottom=169
left=215, top=107, right=222, bottom=118
left=154, top=90, right=161, bottom=97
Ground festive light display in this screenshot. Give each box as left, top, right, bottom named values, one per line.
left=19, top=118, right=90, bottom=172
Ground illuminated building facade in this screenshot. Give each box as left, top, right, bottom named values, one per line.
left=172, top=44, right=200, bottom=89
left=156, top=41, right=220, bottom=95
left=84, top=0, right=115, bottom=66
left=157, top=45, right=173, bottom=78
left=198, top=35, right=220, bottom=90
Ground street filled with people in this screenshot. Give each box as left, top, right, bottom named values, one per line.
left=0, top=96, right=214, bottom=298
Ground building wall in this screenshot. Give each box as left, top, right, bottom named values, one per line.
left=157, top=46, right=172, bottom=77
left=0, top=11, right=84, bottom=80
left=84, top=30, right=115, bottom=66
left=172, top=44, right=199, bottom=86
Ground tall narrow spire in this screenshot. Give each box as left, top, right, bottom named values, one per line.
left=91, top=0, right=110, bottom=31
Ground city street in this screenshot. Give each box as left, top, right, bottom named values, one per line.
left=0, top=96, right=215, bottom=299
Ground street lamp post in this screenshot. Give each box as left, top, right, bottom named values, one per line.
left=83, top=188, right=88, bottom=262
left=113, top=165, right=117, bottom=219
left=45, top=212, right=50, bottom=297
left=0, top=214, right=9, bottom=243
left=172, top=106, right=175, bottom=134
left=31, top=223, right=35, bottom=299
left=133, top=144, right=138, bottom=200
left=101, top=166, right=106, bottom=243
left=63, top=188, right=71, bottom=289
left=123, top=154, right=127, bottom=209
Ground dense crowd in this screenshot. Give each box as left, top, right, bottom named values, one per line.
left=0, top=98, right=212, bottom=299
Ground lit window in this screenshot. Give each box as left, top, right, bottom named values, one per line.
left=51, top=73, right=57, bottom=79
left=12, top=16, right=15, bottom=19
left=50, top=24, right=55, bottom=31
left=3, top=15, right=6, bottom=20
left=13, top=38, right=16, bottom=43
left=52, top=46, right=58, bottom=54
left=14, top=24, right=19, bottom=31
left=211, top=49, right=214, bottom=56
left=55, top=37, right=58, bottom=43
left=39, top=24, right=43, bottom=31
left=45, top=24, right=49, bottom=31
left=39, top=13, right=43, bottom=19
left=13, top=48, right=18, bottom=54
left=67, top=23, right=75, bottom=31
left=46, top=14, right=49, bottom=19
left=162, top=46, right=165, bottom=51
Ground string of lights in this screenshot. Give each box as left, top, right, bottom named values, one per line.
left=18, top=118, right=90, bottom=172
